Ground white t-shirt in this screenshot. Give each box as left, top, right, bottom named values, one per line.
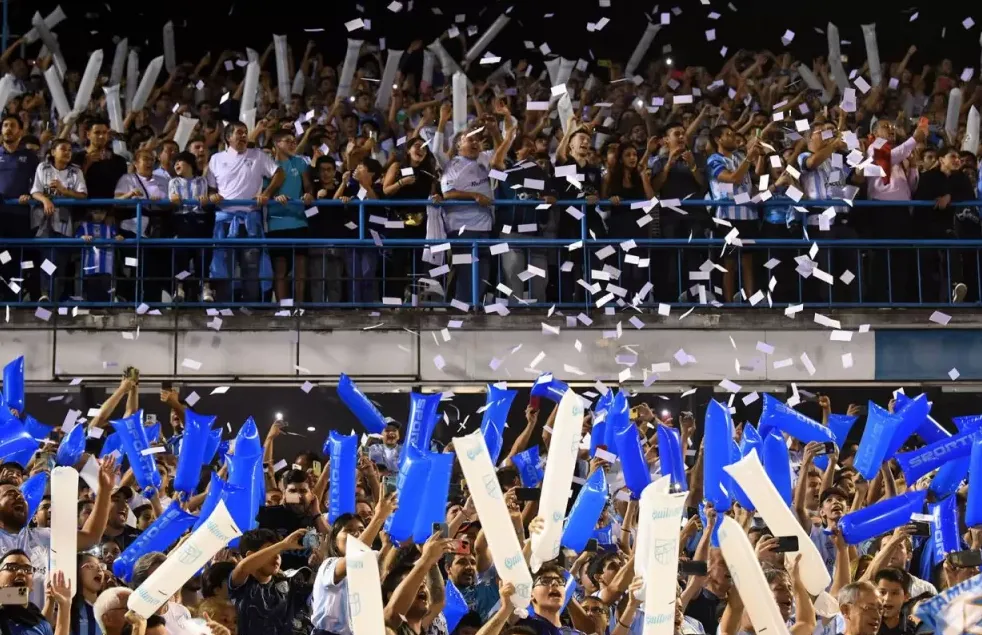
left=30, top=162, right=87, bottom=235
left=0, top=526, right=51, bottom=606
left=206, top=147, right=278, bottom=214
left=114, top=172, right=171, bottom=235
left=311, top=556, right=351, bottom=635
left=163, top=601, right=197, bottom=635
left=440, top=150, right=494, bottom=232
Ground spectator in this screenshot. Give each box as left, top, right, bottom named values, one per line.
left=333, top=157, right=384, bottom=303
left=228, top=529, right=312, bottom=635
left=307, top=156, right=346, bottom=304
left=113, top=148, right=170, bottom=302
left=440, top=104, right=515, bottom=304
left=493, top=144, right=554, bottom=304
left=837, top=581, right=882, bottom=635
left=0, top=114, right=41, bottom=301
left=207, top=121, right=284, bottom=303
left=602, top=143, right=655, bottom=294
left=75, top=206, right=123, bottom=302
left=381, top=137, right=440, bottom=302
left=167, top=151, right=214, bottom=302
left=93, top=588, right=132, bottom=635
left=650, top=121, right=708, bottom=302
left=914, top=147, right=977, bottom=302
left=0, top=551, right=66, bottom=635
left=265, top=130, right=314, bottom=304
left=707, top=125, right=762, bottom=301
left=67, top=553, right=108, bottom=635
left=29, top=139, right=87, bottom=301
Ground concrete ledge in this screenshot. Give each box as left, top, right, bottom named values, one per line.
left=0, top=306, right=973, bottom=332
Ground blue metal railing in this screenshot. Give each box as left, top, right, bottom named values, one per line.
left=2, top=197, right=982, bottom=310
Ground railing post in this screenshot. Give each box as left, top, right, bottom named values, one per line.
left=470, top=241, right=479, bottom=308
left=358, top=202, right=365, bottom=240
left=135, top=202, right=142, bottom=308
left=581, top=205, right=589, bottom=310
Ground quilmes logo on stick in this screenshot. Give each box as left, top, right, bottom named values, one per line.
left=651, top=504, right=683, bottom=521
left=645, top=613, right=672, bottom=626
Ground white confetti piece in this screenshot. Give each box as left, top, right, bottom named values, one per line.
left=210, top=386, right=230, bottom=395
left=949, top=368, right=960, bottom=381
left=742, top=392, right=759, bottom=406
left=800, top=352, right=816, bottom=376
left=929, top=311, right=951, bottom=326
left=301, top=381, right=315, bottom=393
left=181, top=358, right=202, bottom=370
left=185, top=391, right=200, bottom=407
left=842, top=353, right=854, bottom=369
left=719, top=379, right=741, bottom=393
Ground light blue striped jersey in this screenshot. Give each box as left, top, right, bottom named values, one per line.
left=707, top=152, right=756, bottom=221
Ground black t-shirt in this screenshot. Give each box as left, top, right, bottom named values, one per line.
left=552, top=159, right=605, bottom=238
left=255, top=506, right=316, bottom=571
left=228, top=573, right=312, bottom=635
left=878, top=617, right=917, bottom=635
left=684, top=588, right=723, bottom=635
left=102, top=525, right=141, bottom=551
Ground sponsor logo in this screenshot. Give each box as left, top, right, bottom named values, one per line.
left=645, top=613, right=672, bottom=625
left=349, top=592, right=362, bottom=617
left=504, top=554, right=521, bottom=570
left=653, top=539, right=678, bottom=566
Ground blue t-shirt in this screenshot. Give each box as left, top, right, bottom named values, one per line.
left=266, top=155, right=309, bottom=231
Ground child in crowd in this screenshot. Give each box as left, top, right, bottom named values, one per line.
left=76, top=208, right=124, bottom=302
left=168, top=151, right=214, bottom=302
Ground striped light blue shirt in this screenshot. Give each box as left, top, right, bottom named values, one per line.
left=168, top=176, right=210, bottom=215
left=707, top=152, right=756, bottom=221
left=75, top=222, right=117, bottom=275
left=796, top=152, right=852, bottom=222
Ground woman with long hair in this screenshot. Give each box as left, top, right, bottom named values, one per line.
left=602, top=143, right=655, bottom=293
left=381, top=137, right=441, bottom=301
left=69, top=552, right=108, bottom=635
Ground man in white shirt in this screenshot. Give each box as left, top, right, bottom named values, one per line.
left=207, top=121, right=284, bottom=302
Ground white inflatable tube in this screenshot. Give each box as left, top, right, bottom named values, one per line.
left=174, top=117, right=199, bottom=152
left=545, top=58, right=561, bottom=87
left=125, top=50, right=139, bottom=112
left=946, top=88, right=963, bottom=140
left=724, top=450, right=831, bottom=596
left=128, top=500, right=240, bottom=618
left=31, top=14, right=66, bottom=79
left=452, top=72, right=468, bottom=135
left=130, top=56, right=164, bottom=114
left=635, top=475, right=671, bottom=579
left=861, top=24, right=882, bottom=87
left=453, top=431, right=533, bottom=612
left=163, top=22, right=176, bottom=74
left=717, top=516, right=791, bottom=635
left=111, top=38, right=128, bottom=87
left=422, top=50, right=436, bottom=89
left=345, top=536, right=385, bottom=635
left=962, top=106, right=980, bottom=155
left=375, top=50, right=404, bottom=110
left=826, top=23, right=848, bottom=93
left=291, top=70, right=305, bottom=98
left=25, top=6, right=65, bottom=44
left=43, top=67, right=71, bottom=123
left=0, top=77, right=16, bottom=114
left=531, top=389, right=585, bottom=571
left=240, top=61, right=260, bottom=119
left=73, top=50, right=104, bottom=116
left=427, top=40, right=465, bottom=80
left=464, top=14, right=511, bottom=64
left=241, top=109, right=257, bottom=134
left=273, top=35, right=290, bottom=103
left=50, top=467, right=79, bottom=596
left=558, top=94, right=574, bottom=133
left=338, top=39, right=364, bottom=99
left=246, top=48, right=258, bottom=63
left=104, top=85, right=124, bottom=133
left=556, top=58, right=575, bottom=91
left=642, top=490, right=688, bottom=635
left=626, top=23, right=662, bottom=77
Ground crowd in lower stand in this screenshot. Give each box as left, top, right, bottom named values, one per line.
left=0, top=354, right=978, bottom=635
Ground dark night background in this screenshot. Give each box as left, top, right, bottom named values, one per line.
left=21, top=384, right=977, bottom=461
left=13, top=0, right=982, bottom=79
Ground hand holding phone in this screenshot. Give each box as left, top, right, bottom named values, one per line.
left=773, top=536, right=800, bottom=553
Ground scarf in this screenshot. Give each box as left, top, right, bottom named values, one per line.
left=871, top=138, right=894, bottom=184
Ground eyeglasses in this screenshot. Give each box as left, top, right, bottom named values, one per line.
left=851, top=604, right=882, bottom=614
left=81, top=562, right=107, bottom=571
left=535, top=577, right=566, bottom=589
left=0, top=564, right=34, bottom=574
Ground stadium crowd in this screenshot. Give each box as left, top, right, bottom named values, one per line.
left=0, top=360, right=977, bottom=635
left=1, top=9, right=982, bottom=307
